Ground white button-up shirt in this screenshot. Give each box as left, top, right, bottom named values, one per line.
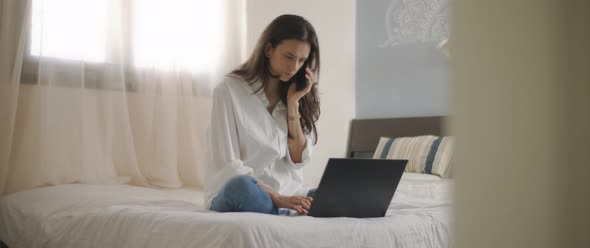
left=204, top=75, right=314, bottom=207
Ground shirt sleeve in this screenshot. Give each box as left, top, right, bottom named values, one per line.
left=285, top=133, right=314, bottom=168
left=204, top=83, right=253, bottom=203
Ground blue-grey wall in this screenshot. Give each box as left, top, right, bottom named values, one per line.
left=356, top=0, right=449, bottom=118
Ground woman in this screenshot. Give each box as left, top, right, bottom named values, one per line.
left=204, top=14, right=320, bottom=216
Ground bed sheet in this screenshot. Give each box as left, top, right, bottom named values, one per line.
left=0, top=173, right=452, bottom=248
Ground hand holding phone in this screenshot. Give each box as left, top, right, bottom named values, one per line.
left=283, top=63, right=317, bottom=105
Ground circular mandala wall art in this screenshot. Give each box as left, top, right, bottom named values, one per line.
left=380, top=0, right=449, bottom=47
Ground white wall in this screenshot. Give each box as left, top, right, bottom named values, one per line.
left=246, top=0, right=356, bottom=185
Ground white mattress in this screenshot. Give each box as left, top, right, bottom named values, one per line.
left=0, top=173, right=452, bottom=248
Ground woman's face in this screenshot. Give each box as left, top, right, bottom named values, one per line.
left=266, top=39, right=311, bottom=82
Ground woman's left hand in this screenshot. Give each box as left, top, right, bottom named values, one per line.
left=287, top=67, right=316, bottom=105
left=275, top=195, right=314, bottom=215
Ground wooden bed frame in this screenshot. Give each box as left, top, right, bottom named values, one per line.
left=346, top=116, right=445, bottom=158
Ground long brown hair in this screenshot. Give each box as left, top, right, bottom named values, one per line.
left=230, top=14, right=320, bottom=144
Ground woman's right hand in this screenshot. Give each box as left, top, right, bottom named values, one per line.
left=274, top=195, right=313, bottom=215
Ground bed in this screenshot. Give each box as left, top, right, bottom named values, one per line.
left=0, top=116, right=451, bottom=248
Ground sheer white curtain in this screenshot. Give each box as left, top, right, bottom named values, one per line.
left=0, top=0, right=246, bottom=194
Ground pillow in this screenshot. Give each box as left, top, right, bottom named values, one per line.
left=373, top=135, right=454, bottom=178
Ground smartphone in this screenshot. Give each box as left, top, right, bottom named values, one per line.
left=292, top=64, right=308, bottom=91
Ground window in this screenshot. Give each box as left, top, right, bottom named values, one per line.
left=132, top=0, right=222, bottom=71
left=26, top=0, right=224, bottom=78
left=31, top=0, right=108, bottom=62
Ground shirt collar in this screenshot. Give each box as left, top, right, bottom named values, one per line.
left=250, top=80, right=287, bottom=111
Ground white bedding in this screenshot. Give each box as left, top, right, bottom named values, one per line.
left=0, top=173, right=452, bottom=248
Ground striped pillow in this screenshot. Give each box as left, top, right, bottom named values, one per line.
left=373, top=135, right=455, bottom=178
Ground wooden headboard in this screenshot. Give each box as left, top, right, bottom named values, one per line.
left=346, top=116, right=445, bottom=158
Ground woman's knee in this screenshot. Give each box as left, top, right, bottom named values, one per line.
left=217, top=175, right=274, bottom=213
left=220, top=175, right=260, bottom=198
left=225, top=175, right=257, bottom=190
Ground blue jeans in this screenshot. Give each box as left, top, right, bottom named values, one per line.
left=210, top=175, right=316, bottom=215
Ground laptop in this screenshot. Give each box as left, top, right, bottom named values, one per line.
left=307, top=158, right=407, bottom=218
